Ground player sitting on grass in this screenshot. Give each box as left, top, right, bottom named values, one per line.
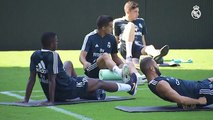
left=113, top=1, right=169, bottom=63
left=20, top=32, right=138, bottom=105
left=80, top=15, right=134, bottom=80
left=140, top=57, right=213, bottom=109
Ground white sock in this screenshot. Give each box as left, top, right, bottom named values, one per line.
left=135, top=72, right=142, bottom=78
left=112, top=66, right=122, bottom=75
left=116, top=83, right=131, bottom=91
left=126, top=42, right=133, bottom=58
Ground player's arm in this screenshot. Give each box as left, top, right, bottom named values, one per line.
left=48, top=74, right=56, bottom=103
left=111, top=53, right=123, bottom=66
left=142, top=20, right=147, bottom=46
left=114, top=36, right=120, bottom=44
left=22, top=71, right=37, bottom=103
left=142, top=35, right=146, bottom=46
left=80, top=34, right=92, bottom=69
left=156, top=80, right=207, bottom=105
left=112, top=20, right=121, bottom=44
left=79, top=51, right=91, bottom=69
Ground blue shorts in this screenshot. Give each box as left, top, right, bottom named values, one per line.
left=85, top=67, right=100, bottom=78
left=198, top=79, right=213, bottom=105
left=54, top=77, right=88, bottom=101
left=119, top=41, right=144, bottom=59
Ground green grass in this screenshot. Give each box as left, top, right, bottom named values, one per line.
left=0, top=49, right=213, bottom=120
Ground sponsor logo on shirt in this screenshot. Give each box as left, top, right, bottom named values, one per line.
left=95, top=44, right=99, bottom=48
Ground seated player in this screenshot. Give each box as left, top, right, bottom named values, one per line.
left=80, top=15, right=142, bottom=80
left=20, top=32, right=138, bottom=105
left=113, top=1, right=169, bottom=63
left=140, top=57, right=213, bottom=108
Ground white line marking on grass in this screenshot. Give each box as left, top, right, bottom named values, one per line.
left=47, top=106, right=92, bottom=120
left=9, top=90, right=42, bottom=93
left=0, top=91, right=25, bottom=100
left=0, top=91, right=93, bottom=120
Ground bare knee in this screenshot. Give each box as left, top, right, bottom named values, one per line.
left=63, top=61, right=75, bottom=77
left=126, top=22, right=135, bottom=29
left=64, top=61, right=73, bottom=69
left=98, top=53, right=111, bottom=61
left=122, top=22, right=135, bottom=42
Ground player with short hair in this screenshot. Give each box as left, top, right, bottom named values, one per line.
left=20, top=32, right=138, bottom=105
left=113, top=1, right=169, bottom=63
left=80, top=15, right=142, bottom=80
left=140, top=57, right=213, bottom=108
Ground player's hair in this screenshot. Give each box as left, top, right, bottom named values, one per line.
left=96, top=15, right=113, bottom=29
left=140, top=57, right=153, bottom=75
left=41, top=32, right=57, bottom=48
left=124, top=1, right=139, bottom=12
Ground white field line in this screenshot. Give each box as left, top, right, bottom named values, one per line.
left=9, top=90, right=42, bottom=93
left=0, top=91, right=92, bottom=120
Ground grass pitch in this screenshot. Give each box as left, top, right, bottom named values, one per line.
left=0, top=49, right=212, bottom=120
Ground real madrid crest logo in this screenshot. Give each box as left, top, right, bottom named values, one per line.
left=107, top=42, right=111, bottom=48
left=191, top=5, right=201, bottom=19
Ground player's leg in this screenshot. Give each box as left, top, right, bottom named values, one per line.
left=119, top=41, right=127, bottom=59
left=97, top=53, right=116, bottom=70
left=122, top=22, right=135, bottom=61
left=64, top=61, right=77, bottom=77
left=126, top=61, right=145, bottom=84
left=142, top=45, right=159, bottom=56
left=96, top=53, right=129, bottom=80
left=86, top=73, right=138, bottom=95
left=141, top=45, right=169, bottom=63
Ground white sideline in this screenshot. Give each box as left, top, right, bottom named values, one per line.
left=0, top=91, right=92, bottom=120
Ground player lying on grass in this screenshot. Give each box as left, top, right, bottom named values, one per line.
left=113, top=1, right=169, bottom=63
left=80, top=15, right=135, bottom=80
left=140, top=57, right=213, bottom=109
left=20, top=32, right=138, bottom=105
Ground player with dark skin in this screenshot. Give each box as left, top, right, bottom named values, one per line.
left=20, top=32, right=138, bottom=105
left=140, top=57, right=213, bottom=108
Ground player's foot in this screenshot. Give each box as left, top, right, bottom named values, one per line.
left=154, top=45, right=169, bottom=64
left=137, top=74, right=147, bottom=85
left=121, top=64, right=130, bottom=83
left=126, top=56, right=132, bottom=63
left=126, top=73, right=138, bottom=96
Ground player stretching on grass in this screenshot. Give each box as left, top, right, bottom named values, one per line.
left=113, top=1, right=169, bottom=63
left=140, top=57, right=213, bottom=108
left=20, top=32, right=138, bottom=105
left=80, top=15, right=133, bottom=80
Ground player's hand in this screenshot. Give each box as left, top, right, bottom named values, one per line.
left=198, top=97, right=207, bottom=105
left=83, top=62, right=91, bottom=70
left=181, top=104, right=196, bottom=110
